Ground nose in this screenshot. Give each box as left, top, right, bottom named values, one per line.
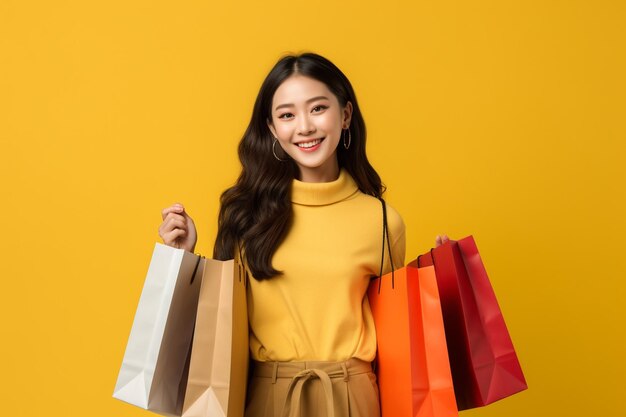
left=297, top=114, right=315, bottom=136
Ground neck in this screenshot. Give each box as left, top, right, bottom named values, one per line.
left=297, top=159, right=340, bottom=183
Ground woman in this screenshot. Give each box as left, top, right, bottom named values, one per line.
left=158, top=52, right=449, bottom=417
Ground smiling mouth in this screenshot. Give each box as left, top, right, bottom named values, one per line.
left=296, top=138, right=325, bottom=148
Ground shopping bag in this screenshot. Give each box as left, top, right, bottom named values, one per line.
left=414, top=236, right=527, bottom=409
left=113, top=242, right=204, bottom=416
left=368, top=264, right=458, bottom=417
left=368, top=198, right=458, bottom=417
left=182, top=258, right=249, bottom=417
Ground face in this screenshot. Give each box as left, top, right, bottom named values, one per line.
left=267, top=74, right=352, bottom=182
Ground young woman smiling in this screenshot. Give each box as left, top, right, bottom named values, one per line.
left=158, top=52, right=449, bottom=417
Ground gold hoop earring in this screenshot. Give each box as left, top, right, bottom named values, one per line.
left=272, top=138, right=288, bottom=162
left=343, top=128, right=352, bottom=150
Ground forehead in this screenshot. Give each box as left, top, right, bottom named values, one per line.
left=272, top=75, right=336, bottom=106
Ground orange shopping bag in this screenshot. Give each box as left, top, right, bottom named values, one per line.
left=368, top=199, right=458, bottom=416
left=368, top=265, right=458, bottom=417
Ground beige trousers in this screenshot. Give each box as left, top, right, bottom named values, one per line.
left=244, top=358, right=381, bottom=417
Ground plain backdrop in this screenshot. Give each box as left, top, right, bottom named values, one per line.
left=1, top=0, right=624, bottom=416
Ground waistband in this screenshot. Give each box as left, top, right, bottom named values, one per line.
left=252, top=357, right=373, bottom=381
left=251, top=358, right=374, bottom=417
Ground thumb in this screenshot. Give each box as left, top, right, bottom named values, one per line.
left=181, top=208, right=195, bottom=226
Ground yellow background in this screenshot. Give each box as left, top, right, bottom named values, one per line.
left=1, top=0, right=624, bottom=416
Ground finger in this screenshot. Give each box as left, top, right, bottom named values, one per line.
left=162, top=228, right=186, bottom=245
left=164, top=212, right=187, bottom=225
left=165, top=218, right=187, bottom=233
left=443, top=234, right=449, bottom=243
left=159, top=214, right=185, bottom=232
left=435, top=235, right=442, bottom=246
left=163, top=217, right=187, bottom=233
left=161, top=204, right=185, bottom=220
left=159, top=217, right=187, bottom=237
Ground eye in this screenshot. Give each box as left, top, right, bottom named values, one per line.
left=278, top=112, right=294, bottom=120
left=312, top=105, right=328, bottom=113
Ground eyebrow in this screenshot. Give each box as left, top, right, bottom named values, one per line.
left=274, top=96, right=330, bottom=111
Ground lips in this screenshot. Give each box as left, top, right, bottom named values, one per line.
left=295, top=137, right=325, bottom=149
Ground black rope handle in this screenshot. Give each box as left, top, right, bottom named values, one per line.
left=190, top=253, right=203, bottom=284
left=417, top=248, right=437, bottom=272
left=237, top=241, right=249, bottom=286
left=376, top=197, right=395, bottom=293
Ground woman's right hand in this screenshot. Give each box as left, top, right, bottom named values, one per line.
left=158, top=203, right=198, bottom=253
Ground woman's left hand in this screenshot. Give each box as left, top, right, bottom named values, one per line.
left=435, top=234, right=450, bottom=247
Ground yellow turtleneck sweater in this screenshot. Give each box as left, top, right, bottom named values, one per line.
left=246, top=169, right=406, bottom=362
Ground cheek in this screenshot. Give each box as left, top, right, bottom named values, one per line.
left=321, top=114, right=342, bottom=139
left=325, top=110, right=344, bottom=131
left=274, top=122, right=293, bottom=139
left=275, top=126, right=297, bottom=151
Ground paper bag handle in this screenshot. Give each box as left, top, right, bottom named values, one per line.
left=373, top=197, right=395, bottom=293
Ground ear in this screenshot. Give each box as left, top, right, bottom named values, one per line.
left=267, top=118, right=278, bottom=138
left=342, top=101, right=353, bottom=129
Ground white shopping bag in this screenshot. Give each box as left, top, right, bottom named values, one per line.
left=113, top=242, right=204, bottom=416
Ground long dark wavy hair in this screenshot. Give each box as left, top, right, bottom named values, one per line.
left=213, top=52, right=385, bottom=280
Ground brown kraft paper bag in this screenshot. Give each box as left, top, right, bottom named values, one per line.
left=182, top=258, right=249, bottom=417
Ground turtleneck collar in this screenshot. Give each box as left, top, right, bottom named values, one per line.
left=291, top=168, right=359, bottom=206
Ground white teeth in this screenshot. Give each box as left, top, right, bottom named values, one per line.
left=297, top=138, right=322, bottom=148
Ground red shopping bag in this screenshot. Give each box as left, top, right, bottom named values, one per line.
left=368, top=265, right=459, bottom=417
left=414, top=236, right=527, bottom=409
